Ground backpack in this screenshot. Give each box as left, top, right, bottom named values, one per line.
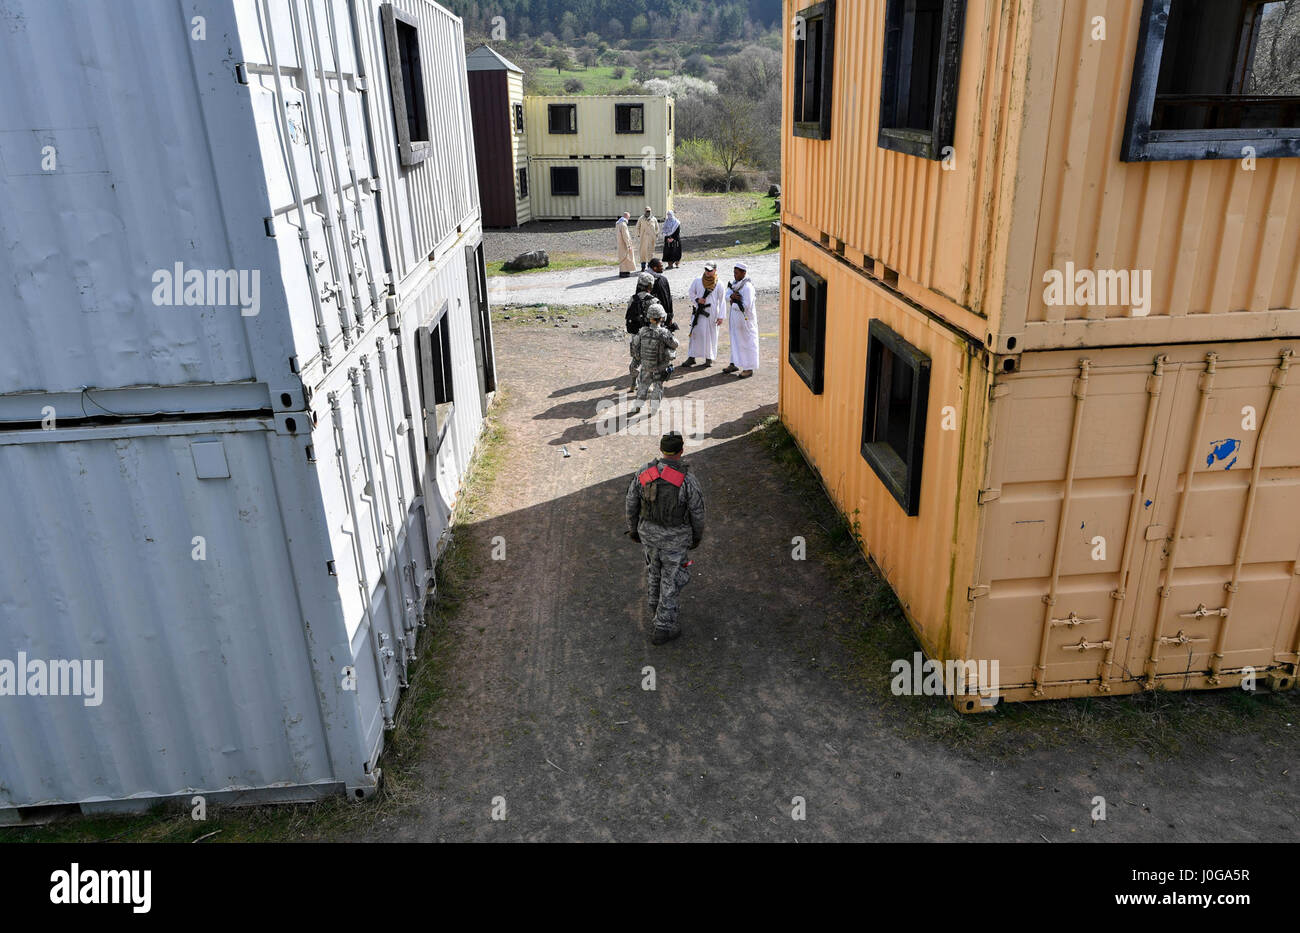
left=634, top=326, right=670, bottom=370
left=637, top=460, right=690, bottom=527
left=626, top=292, right=654, bottom=334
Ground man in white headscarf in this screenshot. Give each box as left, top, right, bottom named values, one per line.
left=635, top=206, right=659, bottom=271
left=683, top=261, right=724, bottom=367
left=661, top=209, right=682, bottom=268
left=615, top=212, right=636, bottom=277
left=721, top=261, right=758, bottom=378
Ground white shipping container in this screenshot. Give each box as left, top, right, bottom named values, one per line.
left=529, top=157, right=675, bottom=221
left=0, top=0, right=496, bottom=817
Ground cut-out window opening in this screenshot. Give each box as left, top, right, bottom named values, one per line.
left=615, top=103, right=645, bottom=134
left=415, top=307, right=454, bottom=453
left=1122, top=0, right=1300, bottom=161
left=861, top=319, right=930, bottom=516
left=616, top=165, right=645, bottom=195
left=878, top=0, right=967, bottom=160
left=793, top=1, right=836, bottom=139
left=517, top=166, right=529, bottom=197
left=514, top=102, right=524, bottom=132
left=381, top=3, right=430, bottom=167
left=787, top=260, right=828, bottom=394
left=551, top=166, right=580, bottom=196
left=548, top=103, right=578, bottom=134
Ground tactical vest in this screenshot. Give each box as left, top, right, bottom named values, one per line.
left=638, top=460, right=690, bottom=527
left=636, top=326, right=669, bottom=370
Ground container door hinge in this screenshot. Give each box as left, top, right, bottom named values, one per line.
left=977, top=487, right=1001, bottom=504
left=355, top=75, right=368, bottom=92
left=967, top=584, right=990, bottom=601
left=235, top=63, right=249, bottom=85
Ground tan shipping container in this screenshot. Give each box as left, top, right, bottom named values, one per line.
left=528, top=156, right=673, bottom=221
left=525, top=95, right=674, bottom=160
left=780, top=230, right=1300, bottom=706
left=782, top=0, right=1300, bottom=354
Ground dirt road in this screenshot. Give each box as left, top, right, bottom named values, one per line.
left=378, top=310, right=1299, bottom=842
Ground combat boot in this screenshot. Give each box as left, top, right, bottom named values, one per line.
left=651, top=625, right=681, bottom=645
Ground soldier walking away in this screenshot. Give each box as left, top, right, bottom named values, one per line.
left=625, top=432, right=705, bottom=645
left=626, top=271, right=658, bottom=389
left=629, top=303, right=677, bottom=414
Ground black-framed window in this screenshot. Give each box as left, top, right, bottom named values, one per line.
left=861, top=320, right=929, bottom=516
left=1122, top=0, right=1300, bottom=161
left=548, top=103, right=577, bottom=134
left=615, top=103, right=645, bottom=133
left=514, top=102, right=525, bottom=132
left=787, top=260, right=828, bottom=394
left=615, top=165, right=645, bottom=195
left=793, top=1, right=835, bottom=139
left=550, top=166, right=580, bottom=196
left=380, top=3, right=430, bottom=167
left=415, top=306, right=454, bottom=452
left=878, top=0, right=967, bottom=160
left=517, top=166, right=528, bottom=197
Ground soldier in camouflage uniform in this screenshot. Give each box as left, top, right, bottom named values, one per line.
left=625, top=432, right=706, bottom=644
left=629, top=302, right=677, bottom=415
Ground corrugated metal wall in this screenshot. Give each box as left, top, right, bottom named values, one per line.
left=468, top=69, right=517, bottom=226
left=525, top=96, right=673, bottom=160
left=779, top=231, right=988, bottom=657
left=1003, top=0, right=1300, bottom=350
left=972, top=340, right=1300, bottom=700
left=509, top=71, right=531, bottom=224
left=781, top=0, right=1022, bottom=328
left=529, top=157, right=673, bottom=220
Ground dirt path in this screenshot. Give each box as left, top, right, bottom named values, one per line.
left=377, top=313, right=1299, bottom=842
left=487, top=252, right=779, bottom=308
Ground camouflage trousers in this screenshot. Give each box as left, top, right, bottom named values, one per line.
left=644, top=544, right=691, bottom=633
left=634, top=365, right=669, bottom=404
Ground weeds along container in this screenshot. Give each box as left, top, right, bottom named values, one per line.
left=0, top=0, right=496, bottom=818
left=779, top=0, right=1300, bottom=705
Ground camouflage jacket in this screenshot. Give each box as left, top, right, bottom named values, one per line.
left=624, top=457, right=705, bottom=549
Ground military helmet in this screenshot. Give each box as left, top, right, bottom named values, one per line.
left=646, top=302, right=666, bottom=321
left=636, top=271, right=655, bottom=288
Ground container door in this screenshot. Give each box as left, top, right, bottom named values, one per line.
left=1120, top=349, right=1300, bottom=684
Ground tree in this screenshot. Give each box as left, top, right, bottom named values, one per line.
left=634, top=60, right=655, bottom=82
left=551, top=50, right=575, bottom=74
left=683, top=53, right=711, bottom=78
left=707, top=93, right=762, bottom=192
left=578, top=48, right=598, bottom=68
left=629, top=14, right=649, bottom=38
left=564, top=78, right=585, bottom=93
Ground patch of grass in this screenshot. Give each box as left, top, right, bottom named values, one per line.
left=6, top=398, right=514, bottom=842
left=752, top=414, right=1300, bottom=761
left=485, top=254, right=600, bottom=278
left=526, top=65, right=673, bottom=96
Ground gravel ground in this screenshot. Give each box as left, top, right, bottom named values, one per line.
left=484, top=193, right=771, bottom=264
left=487, top=252, right=779, bottom=308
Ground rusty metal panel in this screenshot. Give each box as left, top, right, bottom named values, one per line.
left=468, top=69, right=518, bottom=226
left=971, top=340, right=1300, bottom=700
left=528, top=156, right=672, bottom=220
left=525, top=96, right=673, bottom=161
left=778, top=231, right=989, bottom=659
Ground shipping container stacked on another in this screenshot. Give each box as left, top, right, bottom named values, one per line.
left=779, top=0, right=1300, bottom=705
left=0, top=0, right=496, bottom=818
left=524, top=95, right=675, bottom=219
left=466, top=45, right=530, bottom=227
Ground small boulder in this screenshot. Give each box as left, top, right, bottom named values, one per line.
left=768, top=184, right=781, bottom=198
left=503, top=249, right=549, bottom=272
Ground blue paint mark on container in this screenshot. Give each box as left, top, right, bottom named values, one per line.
left=1207, top=438, right=1241, bottom=469
left=1144, top=499, right=1153, bottom=509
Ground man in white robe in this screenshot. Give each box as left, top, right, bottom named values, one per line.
left=722, top=262, right=759, bottom=377
left=683, top=261, right=724, bottom=367
left=635, top=207, right=659, bottom=271
left=615, top=213, right=636, bottom=277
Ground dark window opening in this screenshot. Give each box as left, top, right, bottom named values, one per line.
left=787, top=260, right=828, bottom=394
left=793, top=1, right=836, bottom=139
left=861, top=320, right=930, bottom=516
left=551, top=166, right=580, bottom=196
left=381, top=4, right=430, bottom=166
left=878, top=0, right=967, bottom=160
left=616, top=165, right=645, bottom=195
left=548, top=103, right=577, bottom=134
left=517, top=166, right=528, bottom=197
left=1123, top=0, right=1300, bottom=160
left=415, top=308, right=454, bottom=452
left=514, top=102, right=525, bottom=132
left=615, top=103, right=645, bottom=133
